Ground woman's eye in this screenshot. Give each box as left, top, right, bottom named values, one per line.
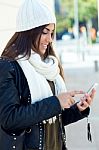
left=42, top=31, right=47, bottom=34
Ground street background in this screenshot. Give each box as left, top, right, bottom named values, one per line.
left=64, top=65, right=99, bottom=150
left=56, top=40, right=99, bottom=150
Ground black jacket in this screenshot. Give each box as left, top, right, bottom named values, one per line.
left=0, top=57, right=89, bottom=150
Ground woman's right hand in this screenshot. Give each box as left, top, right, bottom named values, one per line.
left=57, top=90, right=84, bottom=109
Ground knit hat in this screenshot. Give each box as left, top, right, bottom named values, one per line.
left=16, top=0, right=56, bottom=32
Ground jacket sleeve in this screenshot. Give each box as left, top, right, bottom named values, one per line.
left=62, top=103, right=90, bottom=126
left=0, top=60, right=61, bottom=132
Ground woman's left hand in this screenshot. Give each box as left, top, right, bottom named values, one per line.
left=77, top=89, right=96, bottom=111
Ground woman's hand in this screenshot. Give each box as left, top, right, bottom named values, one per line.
left=77, top=89, right=96, bottom=111
left=57, top=90, right=84, bottom=109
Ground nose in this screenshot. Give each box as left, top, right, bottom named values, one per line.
left=46, top=33, right=53, bottom=43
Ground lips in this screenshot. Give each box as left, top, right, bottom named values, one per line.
left=42, top=44, right=47, bottom=49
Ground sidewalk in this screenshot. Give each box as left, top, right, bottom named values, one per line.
left=63, top=62, right=99, bottom=150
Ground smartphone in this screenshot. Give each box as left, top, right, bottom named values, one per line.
left=87, top=83, right=98, bottom=94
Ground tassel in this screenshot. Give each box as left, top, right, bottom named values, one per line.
left=48, top=118, right=53, bottom=124
left=52, top=116, right=57, bottom=123
left=87, top=118, right=92, bottom=142
left=43, top=116, right=57, bottom=124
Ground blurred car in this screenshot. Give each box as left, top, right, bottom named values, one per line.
left=56, top=30, right=74, bottom=41
left=61, top=33, right=72, bottom=41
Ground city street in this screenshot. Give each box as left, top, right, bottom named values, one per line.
left=63, top=63, right=99, bottom=150
left=56, top=40, right=99, bottom=63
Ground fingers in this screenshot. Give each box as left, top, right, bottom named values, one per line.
left=77, top=98, right=90, bottom=111
left=83, top=93, right=92, bottom=105
left=84, top=90, right=96, bottom=105
left=57, top=92, right=75, bottom=109
left=68, top=90, right=85, bottom=97
left=77, top=91, right=96, bottom=111
left=63, top=96, right=75, bottom=108
left=90, top=89, right=96, bottom=99
left=70, top=97, right=75, bottom=105
left=57, top=89, right=96, bottom=110
left=67, top=97, right=75, bottom=107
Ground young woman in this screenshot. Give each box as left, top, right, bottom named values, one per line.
left=0, top=0, right=95, bottom=150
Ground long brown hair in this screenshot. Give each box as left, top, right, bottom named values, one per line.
left=1, top=25, right=64, bottom=79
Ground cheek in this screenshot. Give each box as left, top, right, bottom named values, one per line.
left=39, top=37, right=45, bottom=49
left=40, top=35, right=45, bottom=42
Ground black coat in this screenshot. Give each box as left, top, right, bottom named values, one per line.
left=0, top=58, right=89, bottom=150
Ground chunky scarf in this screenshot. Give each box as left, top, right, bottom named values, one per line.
left=18, top=52, right=67, bottom=104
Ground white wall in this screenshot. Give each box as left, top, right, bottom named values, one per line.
left=0, top=0, right=22, bottom=54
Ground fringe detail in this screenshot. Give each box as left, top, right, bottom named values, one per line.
left=43, top=116, right=57, bottom=124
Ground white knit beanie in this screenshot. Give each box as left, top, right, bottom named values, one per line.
left=16, top=0, right=56, bottom=32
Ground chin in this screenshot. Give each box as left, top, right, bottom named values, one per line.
left=41, top=50, right=46, bottom=55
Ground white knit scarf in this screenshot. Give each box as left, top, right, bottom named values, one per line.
left=18, top=52, right=67, bottom=123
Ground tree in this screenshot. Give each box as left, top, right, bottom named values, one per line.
left=55, top=0, right=97, bottom=33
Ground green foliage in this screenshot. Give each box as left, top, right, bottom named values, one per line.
left=78, top=0, right=97, bottom=21
left=56, top=0, right=97, bottom=32
left=56, top=15, right=72, bottom=32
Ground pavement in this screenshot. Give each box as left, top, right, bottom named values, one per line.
left=63, top=62, right=99, bottom=150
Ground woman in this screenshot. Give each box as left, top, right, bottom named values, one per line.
left=0, top=0, right=95, bottom=150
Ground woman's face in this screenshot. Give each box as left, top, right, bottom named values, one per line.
left=39, top=23, right=55, bottom=57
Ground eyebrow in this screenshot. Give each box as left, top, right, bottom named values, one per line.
left=44, top=27, right=54, bottom=32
